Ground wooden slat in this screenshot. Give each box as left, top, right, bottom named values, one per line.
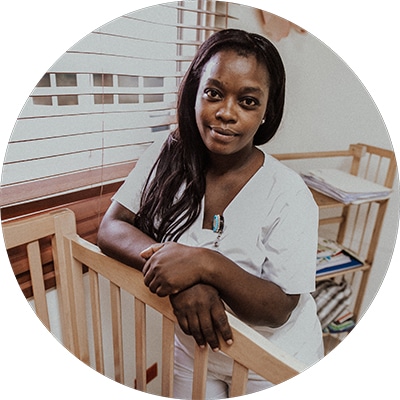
left=7, top=239, right=52, bottom=276
left=161, top=316, right=175, bottom=398
left=69, top=235, right=176, bottom=321
left=230, top=361, right=249, bottom=398
left=134, top=298, right=147, bottom=392
left=60, top=214, right=90, bottom=361
left=110, top=282, right=124, bottom=384
left=192, top=345, right=209, bottom=400
left=27, top=240, right=50, bottom=330
left=2, top=211, right=56, bottom=249
left=89, top=269, right=105, bottom=374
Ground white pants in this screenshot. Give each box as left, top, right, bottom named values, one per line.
left=173, top=344, right=274, bottom=399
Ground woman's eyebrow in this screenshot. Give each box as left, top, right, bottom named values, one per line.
left=205, top=79, right=265, bottom=94
left=239, top=86, right=264, bottom=95
left=205, top=78, right=223, bottom=88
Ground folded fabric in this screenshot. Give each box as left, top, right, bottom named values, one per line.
left=312, top=280, right=352, bottom=329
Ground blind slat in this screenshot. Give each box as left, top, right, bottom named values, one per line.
left=2, top=1, right=231, bottom=206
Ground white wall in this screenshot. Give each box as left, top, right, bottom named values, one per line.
left=228, top=4, right=398, bottom=317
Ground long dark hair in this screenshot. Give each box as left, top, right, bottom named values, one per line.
left=134, top=29, right=286, bottom=242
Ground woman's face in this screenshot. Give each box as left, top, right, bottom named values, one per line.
left=195, top=50, right=270, bottom=158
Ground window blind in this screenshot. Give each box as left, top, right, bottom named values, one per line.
left=1, top=1, right=234, bottom=207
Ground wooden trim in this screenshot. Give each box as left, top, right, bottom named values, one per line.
left=0, top=161, right=134, bottom=208
left=1, top=181, right=120, bottom=221
left=316, top=263, right=371, bottom=282
left=272, top=149, right=353, bottom=161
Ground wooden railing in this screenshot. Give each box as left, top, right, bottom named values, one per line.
left=2, top=208, right=305, bottom=398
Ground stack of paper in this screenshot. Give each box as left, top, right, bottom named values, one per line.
left=301, top=168, right=392, bottom=204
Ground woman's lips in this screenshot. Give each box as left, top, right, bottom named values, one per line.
left=210, top=127, right=240, bottom=141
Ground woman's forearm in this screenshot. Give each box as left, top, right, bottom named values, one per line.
left=200, top=249, right=299, bottom=327
left=97, top=202, right=157, bottom=271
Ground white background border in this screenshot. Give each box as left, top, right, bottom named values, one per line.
left=1, top=1, right=399, bottom=398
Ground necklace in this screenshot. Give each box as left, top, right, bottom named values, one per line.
left=212, top=214, right=224, bottom=247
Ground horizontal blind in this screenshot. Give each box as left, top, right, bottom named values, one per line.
left=1, top=1, right=233, bottom=207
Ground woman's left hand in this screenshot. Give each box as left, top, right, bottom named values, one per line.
left=140, top=242, right=206, bottom=297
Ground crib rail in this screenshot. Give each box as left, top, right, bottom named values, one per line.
left=3, top=208, right=304, bottom=398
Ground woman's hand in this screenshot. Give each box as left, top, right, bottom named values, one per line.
left=140, top=242, right=206, bottom=297
left=170, top=284, right=233, bottom=351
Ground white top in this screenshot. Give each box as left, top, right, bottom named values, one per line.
left=113, top=139, right=324, bottom=372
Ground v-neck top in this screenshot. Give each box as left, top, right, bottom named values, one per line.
left=112, top=138, right=324, bottom=367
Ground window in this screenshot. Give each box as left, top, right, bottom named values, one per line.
left=56, top=73, right=77, bottom=87
left=32, top=96, right=53, bottom=106
left=144, top=77, right=164, bottom=87
left=94, top=94, right=114, bottom=104
left=36, top=73, right=51, bottom=87
left=57, top=95, right=79, bottom=106
left=93, top=73, right=113, bottom=87
left=1, top=1, right=231, bottom=207
left=118, top=75, right=139, bottom=87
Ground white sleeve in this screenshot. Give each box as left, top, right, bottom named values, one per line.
left=111, top=138, right=165, bottom=213
left=261, top=185, right=319, bottom=294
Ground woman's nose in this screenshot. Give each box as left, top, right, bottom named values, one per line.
left=215, top=98, right=237, bottom=123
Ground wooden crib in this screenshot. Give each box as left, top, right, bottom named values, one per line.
left=2, top=208, right=304, bottom=399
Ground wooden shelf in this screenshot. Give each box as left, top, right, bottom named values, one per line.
left=310, top=189, right=346, bottom=210
left=274, top=143, right=396, bottom=354
left=316, top=263, right=371, bottom=281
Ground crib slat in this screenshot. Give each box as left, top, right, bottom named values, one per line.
left=27, top=240, right=50, bottom=329
left=62, top=233, right=90, bottom=364
left=161, top=316, right=175, bottom=397
left=135, top=298, right=147, bottom=392
left=192, top=345, right=209, bottom=400
left=110, top=282, right=124, bottom=384
left=230, top=361, right=249, bottom=397
left=89, top=269, right=104, bottom=374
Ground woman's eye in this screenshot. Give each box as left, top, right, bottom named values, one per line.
left=240, top=97, right=259, bottom=108
left=204, top=88, right=221, bottom=100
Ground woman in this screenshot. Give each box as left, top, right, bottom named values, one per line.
left=98, top=29, right=323, bottom=398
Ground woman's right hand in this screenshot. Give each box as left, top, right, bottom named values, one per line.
left=169, top=284, right=233, bottom=351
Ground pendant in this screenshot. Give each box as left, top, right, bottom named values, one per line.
left=212, top=214, right=224, bottom=234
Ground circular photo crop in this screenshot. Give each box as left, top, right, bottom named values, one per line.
left=1, top=1, right=398, bottom=399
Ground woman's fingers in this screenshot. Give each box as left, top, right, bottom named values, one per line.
left=198, top=310, right=221, bottom=351
left=140, top=243, right=164, bottom=260
left=141, top=243, right=164, bottom=277
left=211, top=307, right=233, bottom=346
left=170, top=284, right=233, bottom=350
